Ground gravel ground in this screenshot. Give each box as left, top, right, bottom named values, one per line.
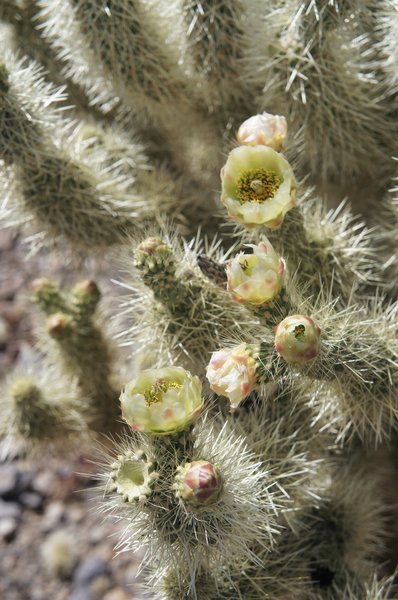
left=0, top=229, right=145, bottom=600
left=0, top=459, right=144, bottom=600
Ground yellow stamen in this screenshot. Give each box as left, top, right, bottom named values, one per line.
left=293, top=324, right=306, bottom=340
left=236, top=168, right=282, bottom=204
left=144, top=379, right=182, bottom=406
left=239, top=258, right=254, bottom=276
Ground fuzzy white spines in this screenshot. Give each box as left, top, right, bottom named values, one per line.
left=39, top=0, right=185, bottom=112
left=119, top=230, right=259, bottom=370
left=294, top=296, right=398, bottom=444
left=245, top=0, right=397, bottom=189
left=181, top=0, right=247, bottom=113
left=0, top=371, right=85, bottom=459
left=0, top=51, right=188, bottom=251
left=98, top=416, right=278, bottom=590
left=256, top=189, right=380, bottom=301
left=32, top=278, right=122, bottom=433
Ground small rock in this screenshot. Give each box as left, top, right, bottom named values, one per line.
left=0, top=500, right=22, bottom=520
left=0, top=465, right=19, bottom=499
left=0, top=317, right=8, bottom=349
left=88, top=526, right=104, bottom=545
left=40, top=501, right=65, bottom=532
left=19, top=492, right=43, bottom=511
left=33, top=470, right=56, bottom=498
left=68, top=588, right=95, bottom=600
left=89, top=575, right=112, bottom=597
left=0, top=229, right=15, bottom=252
left=74, top=555, right=111, bottom=586
left=15, top=470, right=33, bottom=496
left=68, top=504, right=85, bottom=523
left=103, top=588, right=130, bottom=600
left=0, top=518, right=18, bottom=541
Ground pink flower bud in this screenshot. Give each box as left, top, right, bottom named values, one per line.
left=174, top=461, right=223, bottom=507
left=237, top=112, right=287, bottom=151
left=274, top=315, right=321, bottom=364
left=226, top=239, right=285, bottom=307
left=206, top=344, right=258, bottom=409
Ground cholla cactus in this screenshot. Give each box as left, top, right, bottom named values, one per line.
left=2, top=3, right=398, bottom=599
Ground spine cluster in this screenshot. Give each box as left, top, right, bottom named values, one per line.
left=1, top=3, right=398, bottom=599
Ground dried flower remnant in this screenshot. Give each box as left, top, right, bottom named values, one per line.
left=108, top=449, right=158, bottom=503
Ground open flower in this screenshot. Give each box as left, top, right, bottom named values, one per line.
left=206, top=344, right=258, bottom=409
left=226, top=239, right=285, bottom=307
left=120, top=367, right=203, bottom=435
left=220, top=145, right=297, bottom=228
left=237, top=112, right=288, bottom=151
left=274, top=315, right=321, bottom=364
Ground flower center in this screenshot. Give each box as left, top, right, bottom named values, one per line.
left=293, top=324, right=306, bottom=340
left=144, top=379, right=182, bottom=406
left=236, top=169, right=282, bottom=204
left=239, top=257, right=255, bottom=276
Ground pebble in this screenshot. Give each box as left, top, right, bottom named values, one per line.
left=33, top=470, right=58, bottom=498
left=103, top=588, right=130, bottom=600
left=0, top=500, right=22, bottom=520
left=89, top=574, right=112, bottom=597
left=19, top=491, right=43, bottom=511
left=0, top=465, right=19, bottom=498
left=68, top=504, right=86, bottom=523
left=0, top=317, right=8, bottom=348
left=15, top=470, right=34, bottom=495
left=68, top=588, right=96, bottom=600
left=0, top=518, right=18, bottom=541
left=74, top=555, right=111, bottom=586
left=40, top=501, right=65, bottom=532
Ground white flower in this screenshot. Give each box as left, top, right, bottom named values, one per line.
left=220, top=145, right=297, bottom=229
left=206, top=344, right=258, bottom=409
left=226, top=239, right=285, bottom=307
left=120, top=367, right=203, bottom=435
left=237, top=112, right=287, bottom=151
left=274, top=315, right=321, bottom=364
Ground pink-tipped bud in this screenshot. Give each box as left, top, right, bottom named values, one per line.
left=47, top=313, right=73, bottom=338
left=237, top=112, right=287, bottom=151
left=136, top=237, right=168, bottom=256
left=226, top=239, right=285, bottom=307
left=174, top=461, right=223, bottom=507
left=274, top=315, right=321, bottom=364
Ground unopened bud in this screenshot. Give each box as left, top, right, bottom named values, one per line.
left=72, top=279, right=101, bottom=316
left=237, top=112, right=288, bottom=151
left=274, top=315, right=321, bottom=364
left=174, top=461, right=223, bottom=507
left=47, top=313, right=73, bottom=338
